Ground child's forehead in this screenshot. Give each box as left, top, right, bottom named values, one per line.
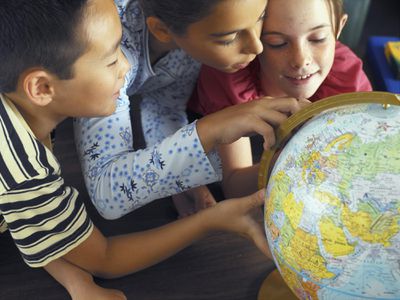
left=265, top=0, right=334, bottom=27
left=267, top=0, right=331, bottom=15
left=185, top=0, right=267, bottom=35
left=78, top=0, right=121, bottom=55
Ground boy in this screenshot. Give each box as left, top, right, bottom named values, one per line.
left=0, top=0, right=280, bottom=298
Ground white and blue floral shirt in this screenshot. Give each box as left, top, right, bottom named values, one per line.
left=73, top=0, right=222, bottom=220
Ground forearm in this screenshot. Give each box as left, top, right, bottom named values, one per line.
left=222, top=164, right=260, bottom=199
left=63, top=190, right=270, bottom=278
left=44, top=258, right=93, bottom=297
left=140, top=100, right=188, bottom=146
left=218, top=138, right=259, bottom=198
left=140, top=92, right=189, bottom=147
left=63, top=212, right=212, bottom=279
left=75, top=110, right=221, bottom=219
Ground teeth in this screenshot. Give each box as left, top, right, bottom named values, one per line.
left=295, top=74, right=311, bottom=80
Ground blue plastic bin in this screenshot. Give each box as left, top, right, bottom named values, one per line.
left=366, top=36, right=400, bottom=93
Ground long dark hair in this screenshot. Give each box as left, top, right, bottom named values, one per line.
left=138, top=0, right=225, bottom=35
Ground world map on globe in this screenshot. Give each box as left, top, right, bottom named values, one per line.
left=262, top=94, right=400, bottom=300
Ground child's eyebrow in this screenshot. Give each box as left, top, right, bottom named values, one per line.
left=209, top=30, right=238, bottom=37
left=308, top=24, right=332, bottom=31
left=262, top=24, right=331, bottom=36
left=102, top=36, right=122, bottom=59
left=209, top=9, right=266, bottom=37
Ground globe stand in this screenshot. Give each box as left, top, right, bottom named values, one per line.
left=257, top=269, right=297, bottom=300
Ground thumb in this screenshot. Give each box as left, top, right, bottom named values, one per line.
left=249, top=189, right=266, bottom=208
left=298, top=98, right=312, bottom=109
left=249, top=223, right=272, bottom=259
left=246, top=190, right=272, bottom=259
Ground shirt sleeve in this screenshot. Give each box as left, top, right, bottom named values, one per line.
left=312, top=41, right=373, bottom=101
left=73, top=85, right=222, bottom=220
left=0, top=96, right=93, bottom=268
left=0, top=176, right=93, bottom=268
left=187, top=61, right=261, bottom=116
left=139, top=51, right=200, bottom=146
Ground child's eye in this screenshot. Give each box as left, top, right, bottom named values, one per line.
left=310, top=38, right=327, bottom=43
left=218, top=39, right=235, bottom=46
left=107, top=59, right=118, bottom=67
left=216, top=35, right=238, bottom=46
left=261, top=33, right=287, bottom=48
left=265, top=42, right=287, bottom=49
left=216, top=33, right=239, bottom=46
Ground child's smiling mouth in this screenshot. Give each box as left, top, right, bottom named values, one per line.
left=285, top=71, right=318, bottom=85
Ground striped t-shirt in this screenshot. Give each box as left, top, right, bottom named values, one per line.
left=0, top=94, right=93, bottom=267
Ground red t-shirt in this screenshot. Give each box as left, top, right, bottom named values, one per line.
left=188, top=41, right=372, bottom=115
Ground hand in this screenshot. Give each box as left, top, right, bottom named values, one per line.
left=45, top=259, right=127, bottom=300
left=172, top=185, right=217, bottom=218
left=70, top=279, right=127, bottom=300
left=188, top=185, right=216, bottom=211
left=206, top=189, right=272, bottom=259
left=197, top=97, right=311, bottom=152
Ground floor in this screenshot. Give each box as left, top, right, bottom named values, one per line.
left=0, top=1, right=399, bottom=299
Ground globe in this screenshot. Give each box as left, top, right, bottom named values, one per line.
left=259, top=92, right=400, bottom=300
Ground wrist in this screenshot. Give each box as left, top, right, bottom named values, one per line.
left=196, top=117, right=216, bottom=153
left=191, top=204, right=218, bottom=233
left=196, top=202, right=222, bottom=232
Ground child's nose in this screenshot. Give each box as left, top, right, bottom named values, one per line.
left=290, top=44, right=311, bottom=69
left=243, top=28, right=263, bottom=56
left=119, top=53, right=131, bottom=79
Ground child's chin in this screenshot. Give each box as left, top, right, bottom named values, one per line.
left=286, top=90, right=313, bottom=100
left=95, top=105, right=117, bottom=117
left=292, top=86, right=319, bottom=100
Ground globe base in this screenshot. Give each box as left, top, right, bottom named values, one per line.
left=258, top=269, right=297, bottom=300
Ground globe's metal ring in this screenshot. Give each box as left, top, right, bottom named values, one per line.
left=258, top=91, right=400, bottom=189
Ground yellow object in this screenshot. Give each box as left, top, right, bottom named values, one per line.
left=258, top=269, right=297, bottom=300
left=385, top=41, right=400, bottom=79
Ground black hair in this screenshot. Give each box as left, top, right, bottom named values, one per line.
left=138, top=0, right=224, bottom=35
left=0, top=0, right=89, bottom=93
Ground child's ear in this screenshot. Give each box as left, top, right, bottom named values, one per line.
left=146, top=16, right=173, bottom=43
left=23, top=70, right=55, bottom=106
left=336, top=14, right=348, bottom=40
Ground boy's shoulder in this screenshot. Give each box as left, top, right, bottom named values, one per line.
left=0, top=94, right=60, bottom=195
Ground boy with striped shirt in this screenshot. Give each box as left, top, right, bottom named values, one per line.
left=0, top=0, right=274, bottom=298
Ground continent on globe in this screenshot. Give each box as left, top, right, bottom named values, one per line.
left=260, top=92, right=400, bottom=300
